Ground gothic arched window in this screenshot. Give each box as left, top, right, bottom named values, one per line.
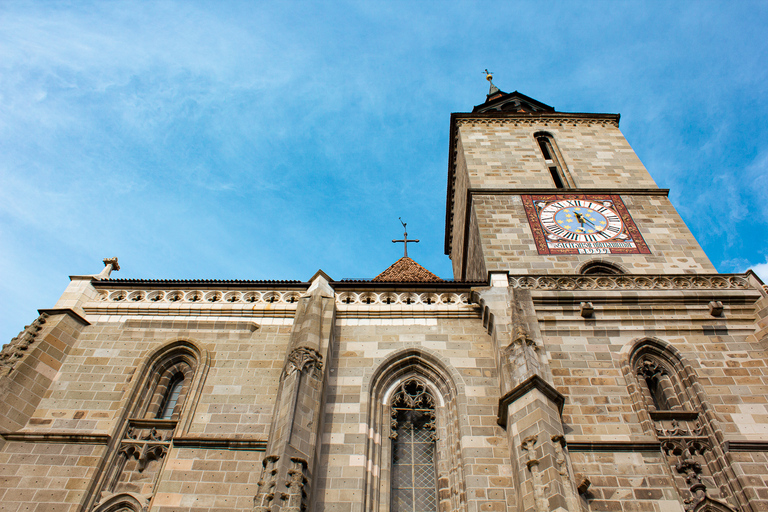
left=635, top=357, right=681, bottom=411
left=390, top=378, right=437, bottom=512
left=626, top=340, right=745, bottom=510
left=88, top=340, right=208, bottom=511
left=363, top=351, right=468, bottom=512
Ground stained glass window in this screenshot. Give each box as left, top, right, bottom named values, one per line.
left=390, top=378, right=437, bottom=512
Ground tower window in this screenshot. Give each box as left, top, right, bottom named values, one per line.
left=548, top=167, right=564, bottom=188
left=157, top=374, right=185, bottom=420
left=534, top=132, right=569, bottom=189
left=538, top=138, right=553, bottom=160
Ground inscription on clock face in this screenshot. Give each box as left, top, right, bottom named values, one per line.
left=522, top=195, right=651, bottom=255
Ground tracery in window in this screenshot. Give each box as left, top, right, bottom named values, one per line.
left=635, top=357, right=680, bottom=411
left=390, top=378, right=437, bottom=512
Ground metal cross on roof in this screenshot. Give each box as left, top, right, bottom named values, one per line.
left=392, top=218, right=420, bottom=258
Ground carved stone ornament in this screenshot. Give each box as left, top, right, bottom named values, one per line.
left=676, top=458, right=709, bottom=511
left=118, top=443, right=168, bottom=472
left=285, top=347, right=323, bottom=377
left=253, top=455, right=280, bottom=512
left=636, top=358, right=667, bottom=379
left=284, top=458, right=308, bottom=512
left=0, top=313, right=48, bottom=376
left=661, top=438, right=710, bottom=458
left=508, top=274, right=750, bottom=291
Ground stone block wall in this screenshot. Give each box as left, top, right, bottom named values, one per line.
left=455, top=118, right=656, bottom=191
left=153, top=447, right=263, bottom=511
left=461, top=193, right=715, bottom=280
left=446, top=115, right=716, bottom=280
left=315, top=314, right=515, bottom=512
left=533, top=285, right=768, bottom=511
left=0, top=441, right=105, bottom=512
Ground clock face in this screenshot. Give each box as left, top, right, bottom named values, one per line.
left=539, top=199, right=623, bottom=242
left=522, top=194, right=651, bottom=255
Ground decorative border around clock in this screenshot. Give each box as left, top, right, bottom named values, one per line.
left=522, top=194, right=651, bottom=255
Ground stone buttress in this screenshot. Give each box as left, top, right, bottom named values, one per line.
left=475, top=272, right=583, bottom=512
left=254, top=272, right=336, bottom=512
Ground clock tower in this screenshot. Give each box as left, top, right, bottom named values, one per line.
left=445, top=80, right=716, bottom=280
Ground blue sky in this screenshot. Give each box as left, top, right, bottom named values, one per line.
left=1, top=1, right=766, bottom=342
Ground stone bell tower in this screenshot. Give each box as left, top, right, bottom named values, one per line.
left=454, top=74, right=768, bottom=512
left=445, top=73, right=716, bottom=281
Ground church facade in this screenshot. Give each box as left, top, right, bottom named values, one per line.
left=2, top=80, right=768, bottom=512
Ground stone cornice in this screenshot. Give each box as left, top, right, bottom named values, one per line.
left=37, top=308, right=90, bottom=326
left=0, top=430, right=268, bottom=451
left=92, top=288, right=305, bottom=305
left=451, top=111, right=620, bottom=124
left=725, top=440, right=768, bottom=452
left=334, top=290, right=471, bottom=305
left=0, top=431, right=110, bottom=444
left=565, top=440, right=661, bottom=452
left=94, top=279, right=307, bottom=288
left=172, top=435, right=267, bottom=451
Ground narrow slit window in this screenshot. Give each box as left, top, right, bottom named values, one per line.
left=549, top=167, right=564, bottom=188
left=538, top=138, right=553, bottom=160
left=535, top=133, right=568, bottom=189
left=157, top=374, right=184, bottom=420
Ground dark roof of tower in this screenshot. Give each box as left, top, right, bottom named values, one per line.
left=472, top=90, right=555, bottom=114
left=372, top=257, right=444, bottom=283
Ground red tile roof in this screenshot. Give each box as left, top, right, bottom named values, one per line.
left=372, top=257, right=443, bottom=283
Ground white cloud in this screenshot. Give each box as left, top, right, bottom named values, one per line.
left=748, top=258, right=768, bottom=284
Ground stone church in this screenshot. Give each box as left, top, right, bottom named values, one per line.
left=2, top=76, right=768, bottom=512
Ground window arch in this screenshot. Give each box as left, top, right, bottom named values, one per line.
left=579, top=260, right=624, bottom=275
left=87, top=339, right=208, bottom=511
left=136, top=348, right=198, bottom=422
left=92, top=492, right=143, bottom=512
left=533, top=131, right=571, bottom=189
left=363, top=350, right=467, bottom=512
left=634, top=356, right=682, bottom=412
left=624, top=338, right=745, bottom=511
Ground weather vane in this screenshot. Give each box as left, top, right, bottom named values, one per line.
left=392, top=218, right=419, bottom=258
left=483, top=69, right=500, bottom=96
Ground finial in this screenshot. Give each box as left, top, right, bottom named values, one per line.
left=483, top=69, right=500, bottom=96
left=392, top=218, right=420, bottom=258
left=96, top=257, right=120, bottom=279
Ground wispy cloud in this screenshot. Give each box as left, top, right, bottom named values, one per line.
left=1, top=1, right=767, bottom=342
